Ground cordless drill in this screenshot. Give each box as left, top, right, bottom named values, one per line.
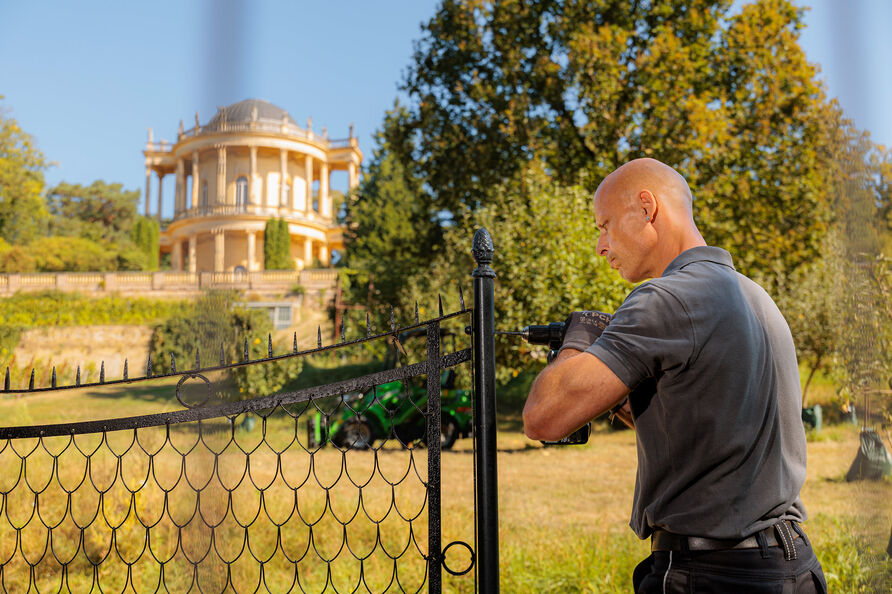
left=519, top=321, right=591, bottom=445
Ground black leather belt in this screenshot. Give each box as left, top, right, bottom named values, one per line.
left=651, top=520, right=802, bottom=553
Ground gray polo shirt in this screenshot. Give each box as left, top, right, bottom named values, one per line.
left=588, top=246, right=807, bottom=540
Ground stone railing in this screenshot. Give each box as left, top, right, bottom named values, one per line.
left=0, top=269, right=338, bottom=296
left=172, top=204, right=327, bottom=223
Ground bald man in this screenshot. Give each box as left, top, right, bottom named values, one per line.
left=523, top=159, right=826, bottom=593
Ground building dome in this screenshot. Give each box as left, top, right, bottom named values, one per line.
left=205, top=99, right=296, bottom=131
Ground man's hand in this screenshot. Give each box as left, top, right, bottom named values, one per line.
left=558, top=311, right=612, bottom=355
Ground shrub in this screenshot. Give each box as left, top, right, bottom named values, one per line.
left=149, top=292, right=301, bottom=400
left=29, top=236, right=117, bottom=271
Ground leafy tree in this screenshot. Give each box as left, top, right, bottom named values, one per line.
left=411, top=166, right=631, bottom=380
left=392, top=0, right=840, bottom=284
left=0, top=102, right=48, bottom=244
left=0, top=241, right=35, bottom=272
left=344, top=108, right=441, bottom=311
left=131, top=217, right=160, bottom=270
left=46, top=180, right=140, bottom=243
left=263, top=218, right=293, bottom=270
left=149, top=291, right=302, bottom=400
left=28, top=236, right=118, bottom=271
left=773, top=233, right=845, bottom=406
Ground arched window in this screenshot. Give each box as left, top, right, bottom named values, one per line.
left=236, top=176, right=248, bottom=208
left=201, top=181, right=208, bottom=207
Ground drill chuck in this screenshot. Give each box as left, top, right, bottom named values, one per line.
left=521, top=322, right=567, bottom=349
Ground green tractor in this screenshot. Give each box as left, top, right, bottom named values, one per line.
left=306, top=328, right=473, bottom=450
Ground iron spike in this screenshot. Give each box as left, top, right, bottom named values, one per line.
left=123, top=359, right=129, bottom=381
left=170, top=353, right=176, bottom=374
left=4, top=367, right=10, bottom=392
left=438, top=294, right=444, bottom=317
left=219, top=343, right=225, bottom=366
left=76, top=366, right=81, bottom=387
left=52, top=367, right=57, bottom=388
left=268, top=334, right=273, bottom=358
left=366, top=312, right=371, bottom=338
left=340, top=321, right=346, bottom=343
left=390, top=306, right=395, bottom=332
left=414, top=301, right=419, bottom=324
left=317, top=327, right=322, bottom=349
left=146, top=353, right=153, bottom=378
left=100, top=361, right=105, bottom=383
left=292, top=332, right=298, bottom=354
left=195, top=347, right=200, bottom=370
left=459, top=284, right=465, bottom=309
left=244, top=338, right=249, bottom=362
left=29, top=369, right=35, bottom=391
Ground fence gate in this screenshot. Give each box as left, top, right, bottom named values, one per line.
left=0, top=230, right=498, bottom=593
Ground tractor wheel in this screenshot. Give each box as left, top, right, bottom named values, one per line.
left=439, top=417, right=459, bottom=450
left=339, top=419, right=375, bottom=450
left=423, top=417, right=460, bottom=450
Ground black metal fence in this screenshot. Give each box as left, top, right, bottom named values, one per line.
left=0, top=229, right=500, bottom=593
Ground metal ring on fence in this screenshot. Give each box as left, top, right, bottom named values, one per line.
left=441, top=540, right=475, bottom=576
left=175, top=373, right=212, bottom=408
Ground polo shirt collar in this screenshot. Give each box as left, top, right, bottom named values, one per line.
left=662, top=246, right=735, bottom=277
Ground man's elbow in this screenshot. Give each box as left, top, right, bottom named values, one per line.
left=522, top=408, right=564, bottom=441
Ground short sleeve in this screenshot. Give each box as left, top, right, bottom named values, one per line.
left=586, top=283, right=695, bottom=390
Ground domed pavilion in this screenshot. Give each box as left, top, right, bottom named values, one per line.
left=143, top=99, right=362, bottom=272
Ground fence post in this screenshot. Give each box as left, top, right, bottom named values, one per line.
left=471, top=228, right=499, bottom=592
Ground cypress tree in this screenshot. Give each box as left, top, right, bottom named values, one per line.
left=263, top=218, right=293, bottom=270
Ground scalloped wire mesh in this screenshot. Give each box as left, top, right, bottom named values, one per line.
left=0, top=313, right=472, bottom=593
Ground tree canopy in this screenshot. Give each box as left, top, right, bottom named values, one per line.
left=0, top=103, right=48, bottom=244
left=344, top=0, right=889, bottom=384
left=46, top=180, right=141, bottom=243
left=0, top=103, right=156, bottom=273
left=381, top=0, right=839, bottom=281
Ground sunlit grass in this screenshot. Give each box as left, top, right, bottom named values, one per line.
left=1, top=386, right=890, bottom=592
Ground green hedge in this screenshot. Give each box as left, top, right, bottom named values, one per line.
left=0, top=291, right=187, bottom=327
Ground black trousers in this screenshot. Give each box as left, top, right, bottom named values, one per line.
left=633, top=535, right=827, bottom=593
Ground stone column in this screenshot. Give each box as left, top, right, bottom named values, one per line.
left=250, top=146, right=258, bottom=205
left=188, top=236, right=197, bottom=272
left=304, top=154, right=313, bottom=213
left=156, top=172, right=164, bottom=222
left=292, top=173, right=304, bottom=211
left=247, top=231, right=256, bottom=271
left=216, top=145, right=226, bottom=204
left=304, top=238, right=313, bottom=266
left=145, top=167, right=152, bottom=216
left=172, top=240, right=182, bottom=271
left=214, top=230, right=225, bottom=272
left=279, top=149, right=288, bottom=208
left=175, top=158, right=185, bottom=214
left=319, top=244, right=329, bottom=266
left=320, top=161, right=330, bottom=217
left=348, top=161, right=359, bottom=191
left=191, top=151, right=199, bottom=210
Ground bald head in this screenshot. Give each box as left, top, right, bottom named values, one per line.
left=596, top=158, right=694, bottom=217
left=592, top=158, right=705, bottom=282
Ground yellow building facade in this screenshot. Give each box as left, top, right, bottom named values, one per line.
left=143, top=99, right=361, bottom=272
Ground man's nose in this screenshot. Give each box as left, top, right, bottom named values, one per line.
left=596, top=233, right=609, bottom=257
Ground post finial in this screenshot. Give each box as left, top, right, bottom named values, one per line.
left=472, top=228, right=496, bottom=278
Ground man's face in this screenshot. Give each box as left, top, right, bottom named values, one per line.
left=593, top=185, right=656, bottom=283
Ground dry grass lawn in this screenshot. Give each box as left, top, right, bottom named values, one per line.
left=0, top=386, right=890, bottom=593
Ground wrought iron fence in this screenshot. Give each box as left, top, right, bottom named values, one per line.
left=0, top=229, right=499, bottom=593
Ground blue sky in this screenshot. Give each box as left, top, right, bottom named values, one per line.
left=1, top=0, right=889, bottom=219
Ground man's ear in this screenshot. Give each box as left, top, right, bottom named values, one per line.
left=639, top=190, right=658, bottom=222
